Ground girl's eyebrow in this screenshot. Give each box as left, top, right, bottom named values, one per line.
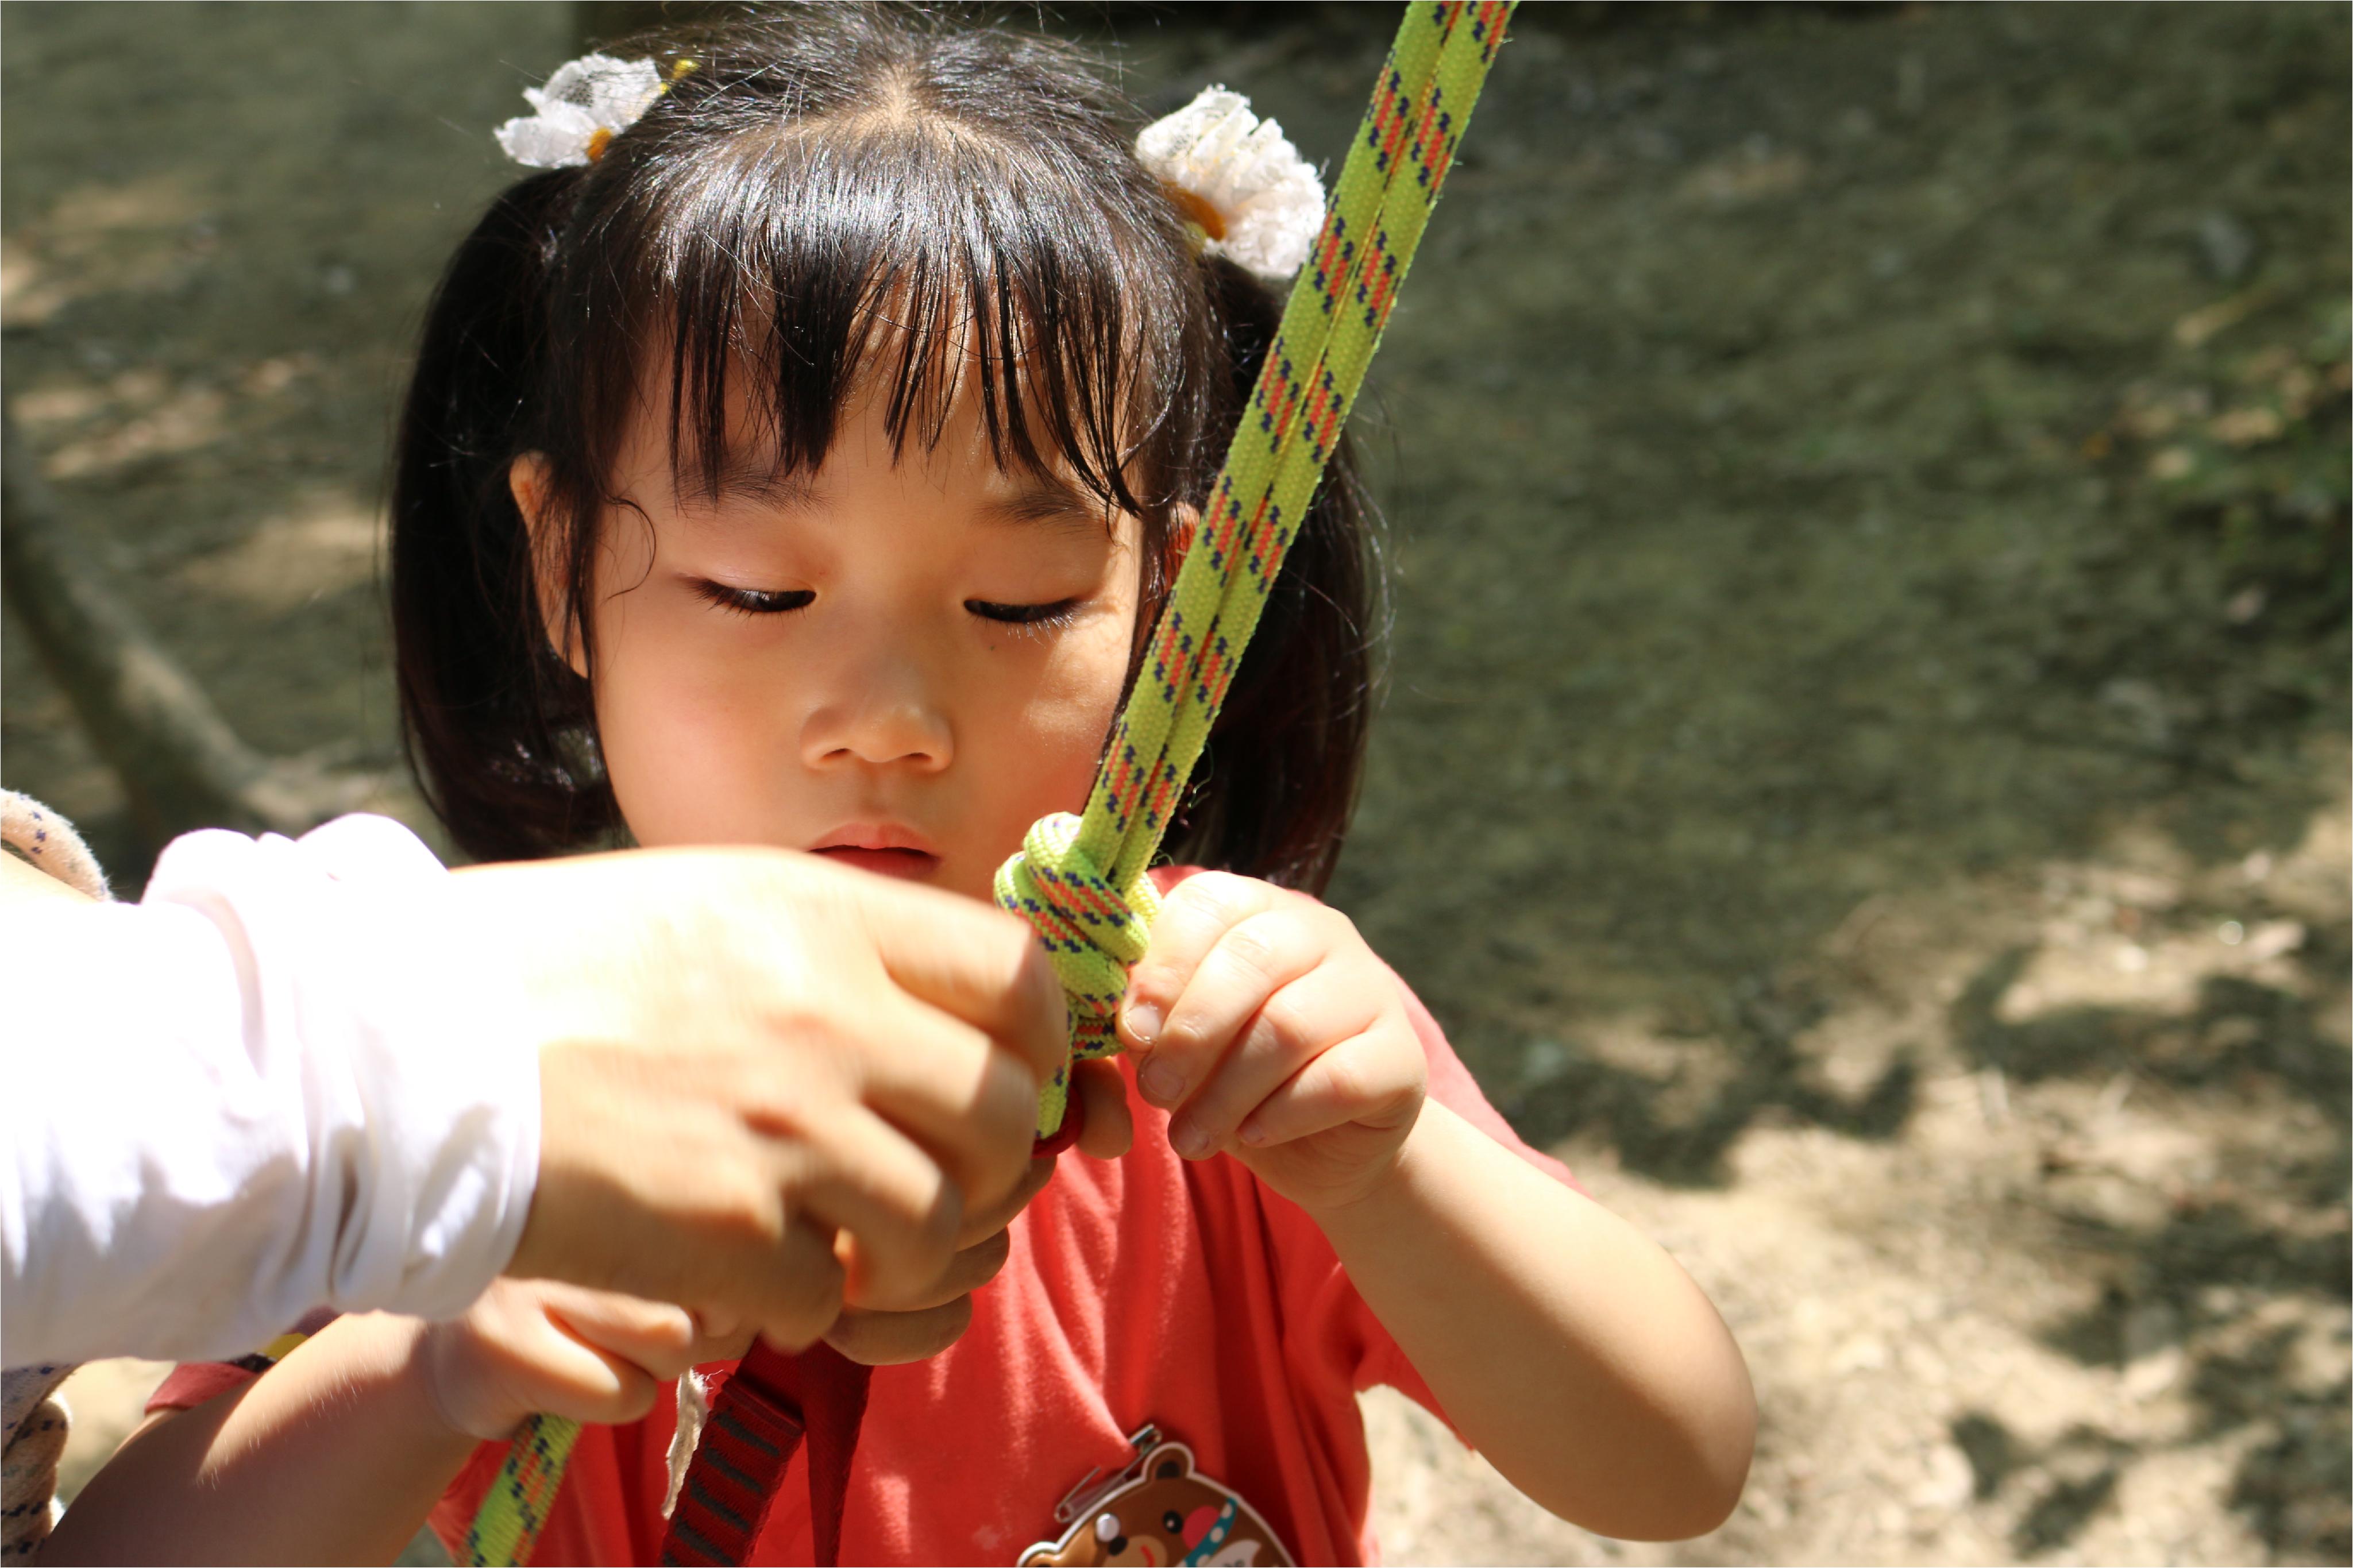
left=976, top=482, right=1112, bottom=538
left=707, top=459, right=820, bottom=509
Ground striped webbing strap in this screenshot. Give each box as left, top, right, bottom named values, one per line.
left=464, top=5, right=1513, bottom=1560
left=659, top=1341, right=869, bottom=1566
left=997, top=0, right=1517, bottom=1136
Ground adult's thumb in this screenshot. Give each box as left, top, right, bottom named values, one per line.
left=839, top=872, right=1067, bottom=1090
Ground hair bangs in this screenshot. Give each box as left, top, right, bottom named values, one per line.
left=399, top=6, right=1378, bottom=888
left=592, top=108, right=1187, bottom=524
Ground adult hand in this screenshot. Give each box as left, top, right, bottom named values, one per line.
left=822, top=1056, right=1132, bottom=1365
left=457, top=845, right=1066, bottom=1351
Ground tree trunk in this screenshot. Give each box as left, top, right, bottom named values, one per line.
left=2, top=412, right=372, bottom=849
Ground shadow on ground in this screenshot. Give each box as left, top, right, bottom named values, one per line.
left=4, top=3, right=2346, bottom=1564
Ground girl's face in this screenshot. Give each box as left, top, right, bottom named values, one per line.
left=517, top=378, right=1147, bottom=902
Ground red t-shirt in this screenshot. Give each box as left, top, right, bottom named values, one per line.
left=154, top=944, right=1574, bottom=1566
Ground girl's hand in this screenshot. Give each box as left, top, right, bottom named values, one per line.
left=1118, top=874, right=1426, bottom=1214
left=416, top=1279, right=754, bottom=1441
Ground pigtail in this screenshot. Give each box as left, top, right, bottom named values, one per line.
left=1160, top=255, right=1384, bottom=895
left=390, top=169, right=616, bottom=862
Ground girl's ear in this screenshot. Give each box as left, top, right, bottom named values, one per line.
left=1136, top=503, right=1197, bottom=658
left=509, top=453, right=588, bottom=679
left=1163, top=504, right=1197, bottom=587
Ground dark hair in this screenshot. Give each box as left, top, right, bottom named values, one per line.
left=392, top=6, right=1380, bottom=891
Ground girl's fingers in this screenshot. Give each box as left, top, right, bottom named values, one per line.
left=539, top=1284, right=701, bottom=1381
left=1120, top=873, right=1276, bottom=1051
left=1139, top=909, right=1326, bottom=1121
left=1237, top=1029, right=1424, bottom=1150
left=1165, top=962, right=1384, bottom=1158
left=506, top=1291, right=665, bottom=1425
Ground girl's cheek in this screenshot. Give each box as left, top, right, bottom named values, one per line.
left=1030, top=631, right=1133, bottom=795
left=594, top=608, right=794, bottom=845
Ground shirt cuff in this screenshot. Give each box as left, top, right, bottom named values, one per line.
left=144, top=814, right=539, bottom=1324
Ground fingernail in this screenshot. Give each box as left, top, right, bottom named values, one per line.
left=1170, top=1120, right=1210, bottom=1158
left=1239, top=1121, right=1267, bottom=1146
left=1140, top=1059, right=1185, bottom=1104
left=1126, top=1001, right=1163, bottom=1045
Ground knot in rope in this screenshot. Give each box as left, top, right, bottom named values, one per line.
left=993, top=812, right=1163, bottom=1063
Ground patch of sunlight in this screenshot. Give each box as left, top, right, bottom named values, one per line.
left=2, top=174, right=208, bottom=327
left=179, top=492, right=384, bottom=613
left=42, top=380, right=229, bottom=477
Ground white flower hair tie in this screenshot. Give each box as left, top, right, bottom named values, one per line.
left=1137, top=86, right=1326, bottom=281
left=495, top=52, right=695, bottom=169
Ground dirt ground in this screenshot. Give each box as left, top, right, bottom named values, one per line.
left=4, top=4, right=2347, bottom=1565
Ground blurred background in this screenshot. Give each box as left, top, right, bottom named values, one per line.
left=2, top=3, right=2345, bottom=1563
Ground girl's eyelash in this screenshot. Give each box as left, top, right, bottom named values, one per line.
left=693, top=583, right=1079, bottom=634
left=966, top=598, right=1081, bottom=634
left=693, top=581, right=815, bottom=616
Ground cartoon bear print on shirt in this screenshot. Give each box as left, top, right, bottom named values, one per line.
left=1018, top=1436, right=1294, bottom=1567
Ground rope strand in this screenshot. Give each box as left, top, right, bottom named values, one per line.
left=998, top=0, right=1516, bottom=1135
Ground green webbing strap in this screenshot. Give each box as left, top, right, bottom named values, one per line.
left=466, top=6, right=1511, bottom=1559
left=996, top=0, right=1517, bottom=1135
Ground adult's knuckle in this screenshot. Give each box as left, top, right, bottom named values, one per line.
left=774, top=1276, right=844, bottom=1347
left=971, top=1048, right=1040, bottom=1142
left=697, top=1164, right=786, bottom=1249
left=911, top=1177, right=965, bottom=1262
left=763, top=1228, right=845, bottom=1336
left=981, top=905, right=1047, bottom=977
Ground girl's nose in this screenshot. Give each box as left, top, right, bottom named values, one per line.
left=799, top=673, right=954, bottom=774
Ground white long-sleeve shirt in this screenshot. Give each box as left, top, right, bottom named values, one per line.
left=2, top=814, right=538, bottom=1368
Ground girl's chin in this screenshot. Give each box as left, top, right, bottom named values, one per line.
left=812, top=846, right=944, bottom=882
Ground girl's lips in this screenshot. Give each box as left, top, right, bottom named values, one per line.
left=810, top=823, right=940, bottom=880
left=812, top=845, right=941, bottom=880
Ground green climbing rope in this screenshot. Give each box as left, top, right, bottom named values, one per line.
left=997, top=0, right=1518, bottom=1135
left=464, top=1411, right=580, bottom=1566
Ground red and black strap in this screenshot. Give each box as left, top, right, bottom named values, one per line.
left=659, top=1342, right=872, bottom=1567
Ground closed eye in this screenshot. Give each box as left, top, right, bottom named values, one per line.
left=966, top=597, right=1080, bottom=631
left=694, top=581, right=814, bottom=616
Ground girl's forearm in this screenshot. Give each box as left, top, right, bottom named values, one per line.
left=1313, top=1103, right=1757, bottom=1542
left=40, top=1313, right=480, bottom=1565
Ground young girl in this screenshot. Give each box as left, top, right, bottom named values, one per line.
left=54, top=10, right=1754, bottom=1563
